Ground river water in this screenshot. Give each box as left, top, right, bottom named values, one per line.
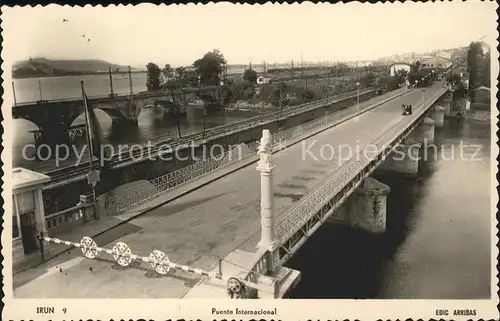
left=287, top=114, right=492, bottom=299
left=12, top=74, right=262, bottom=171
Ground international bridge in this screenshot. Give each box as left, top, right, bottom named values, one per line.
left=18, top=80, right=453, bottom=299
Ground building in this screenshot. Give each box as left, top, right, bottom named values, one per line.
left=389, top=63, right=411, bottom=76
left=421, top=56, right=453, bottom=70
left=257, top=75, right=272, bottom=84
left=12, top=168, right=50, bottom=267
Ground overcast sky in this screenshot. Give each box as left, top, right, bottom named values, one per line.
left=2, top=2, right=497, bottom=68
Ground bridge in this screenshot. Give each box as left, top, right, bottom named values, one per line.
left=12, top=86, right=221, bottom=152
left=14, top=78, right=456, bottom=299
left=39, top=87, right=378, bottom=213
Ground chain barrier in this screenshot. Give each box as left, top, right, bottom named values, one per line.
left=41, top=234, right=258, bottom=298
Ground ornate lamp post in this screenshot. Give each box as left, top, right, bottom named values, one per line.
left=256, top=129, right=278, bottom=254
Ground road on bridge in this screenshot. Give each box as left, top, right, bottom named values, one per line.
left=13, top=84, right=445, bottom=298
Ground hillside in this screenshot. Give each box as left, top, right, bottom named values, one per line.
left=373, top=46, right=468, bottom=65
left=12, top=58, right=138, bottom=78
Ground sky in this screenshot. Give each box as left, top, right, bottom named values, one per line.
left=2, top=1, right=498, bottom=68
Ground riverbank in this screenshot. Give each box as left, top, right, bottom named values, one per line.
left=467, top=110, right=491, bottom=122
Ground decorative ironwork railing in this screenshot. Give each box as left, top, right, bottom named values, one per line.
left=245, top=249, right=270, bottom=285
left=45, top=203, right=85, bottom=230
left=274, top=87, right=448, bottom=244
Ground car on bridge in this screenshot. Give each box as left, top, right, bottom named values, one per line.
left=401, top=104, right=412, bottom=116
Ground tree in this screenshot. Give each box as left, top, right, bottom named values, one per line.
left=162, top=64, right=174, bottom=83
left=243, top=69, right=258, bottom=83
left=408, top=70, right=426, bottom=85
left=446, top=73, right=461, bottom=84
left=175, top=66, right=186, bottom=81
left=478, top=50, right=490, bottom=88
left=146, top=62, right=162, bottom=91
left=394, top=69, right=408, bottom=83
left=467, top=41, right=484, bottom=99
left=193, top=49, right=227, bottom=86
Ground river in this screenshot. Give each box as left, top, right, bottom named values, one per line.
left=12, top=74, right=263, bottom=172
left=286, top=113, right=492, bottom=299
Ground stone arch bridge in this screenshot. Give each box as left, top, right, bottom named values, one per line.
left=12, top=86, right=221, bottom=150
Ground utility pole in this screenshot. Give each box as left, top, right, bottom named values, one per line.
left=38, top=80, right=43, bottom=101
left=279, top=80, right=284, bottom=119
left=202, top=100, right=207, bottom=140
left=326, top=74, right=330, bottom=105
left=170, top=89, right=182, bottom=139
left=108, top=67, right=114, bottom=97
left=356, top=60, right=359, bottom=82
left=301, top=53, right=304, bottom=79
left=128, top=66, right=133, bottom=95
left=12, top=81, right=17, bottom=106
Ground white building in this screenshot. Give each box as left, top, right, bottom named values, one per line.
left=12, top=168, right=51, bottom=268
left=389, top=63, right=411, bottom=76
left=257, top=75, right=272, bottom=84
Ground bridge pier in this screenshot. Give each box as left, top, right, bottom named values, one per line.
left=376, top=138, right=422, bottom=177
left=432, top=106, right=445, bottom=129
left=332, top=177, right=391, bottom=233
left=442, top=94, right=453, bottom=116
left=411, top=117, right=435, bottom=145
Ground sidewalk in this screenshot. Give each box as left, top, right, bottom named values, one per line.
left=15, top=87, right=409, bottom=275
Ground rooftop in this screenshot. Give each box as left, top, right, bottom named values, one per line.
left=13, top=167, right=51, bottom=190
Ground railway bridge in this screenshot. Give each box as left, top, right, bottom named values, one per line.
left=15, top=81, right=455, bottom=299
left=12, top=86, right=220, bottom=152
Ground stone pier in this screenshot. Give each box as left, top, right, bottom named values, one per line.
left=442, top=94, right=453, bottom=116
left=432, top=106, right=445, bottom=129
left=376, top=138, right=422, bottom=177
left=331, top=177, right=391, bottom=233
left=411, top=117, right=435, bottom=145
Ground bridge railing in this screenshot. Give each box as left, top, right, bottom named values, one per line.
left=104, top=102, right=346, bottom=214
left=45, top=204, right=85, bottom=232
left=98, top=87, right=406, bottom=216
left=273, top=86, right=448, bottom=264
left=44, top=88, right=370, bottom=189
left=122, top=88, right=373, bottom=148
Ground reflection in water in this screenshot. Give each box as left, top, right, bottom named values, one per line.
left=12, top=106, right=261, bottom=171
left=287, top=116, right=491, bottom=299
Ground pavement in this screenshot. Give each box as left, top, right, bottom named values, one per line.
left=12, top=85, right=445, bottom=298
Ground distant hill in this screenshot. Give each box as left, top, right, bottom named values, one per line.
left=12, top=58, right=140, bottom=78
left=373, top=46, right=468, bottom=65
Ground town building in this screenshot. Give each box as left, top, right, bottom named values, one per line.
left=257, top=75, right=272, bottom=84
left=389, top=63, right=412, bottom=76
left=12, top=168, right=50, bottom=268
left=421, top=56, right=453, bottom=70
